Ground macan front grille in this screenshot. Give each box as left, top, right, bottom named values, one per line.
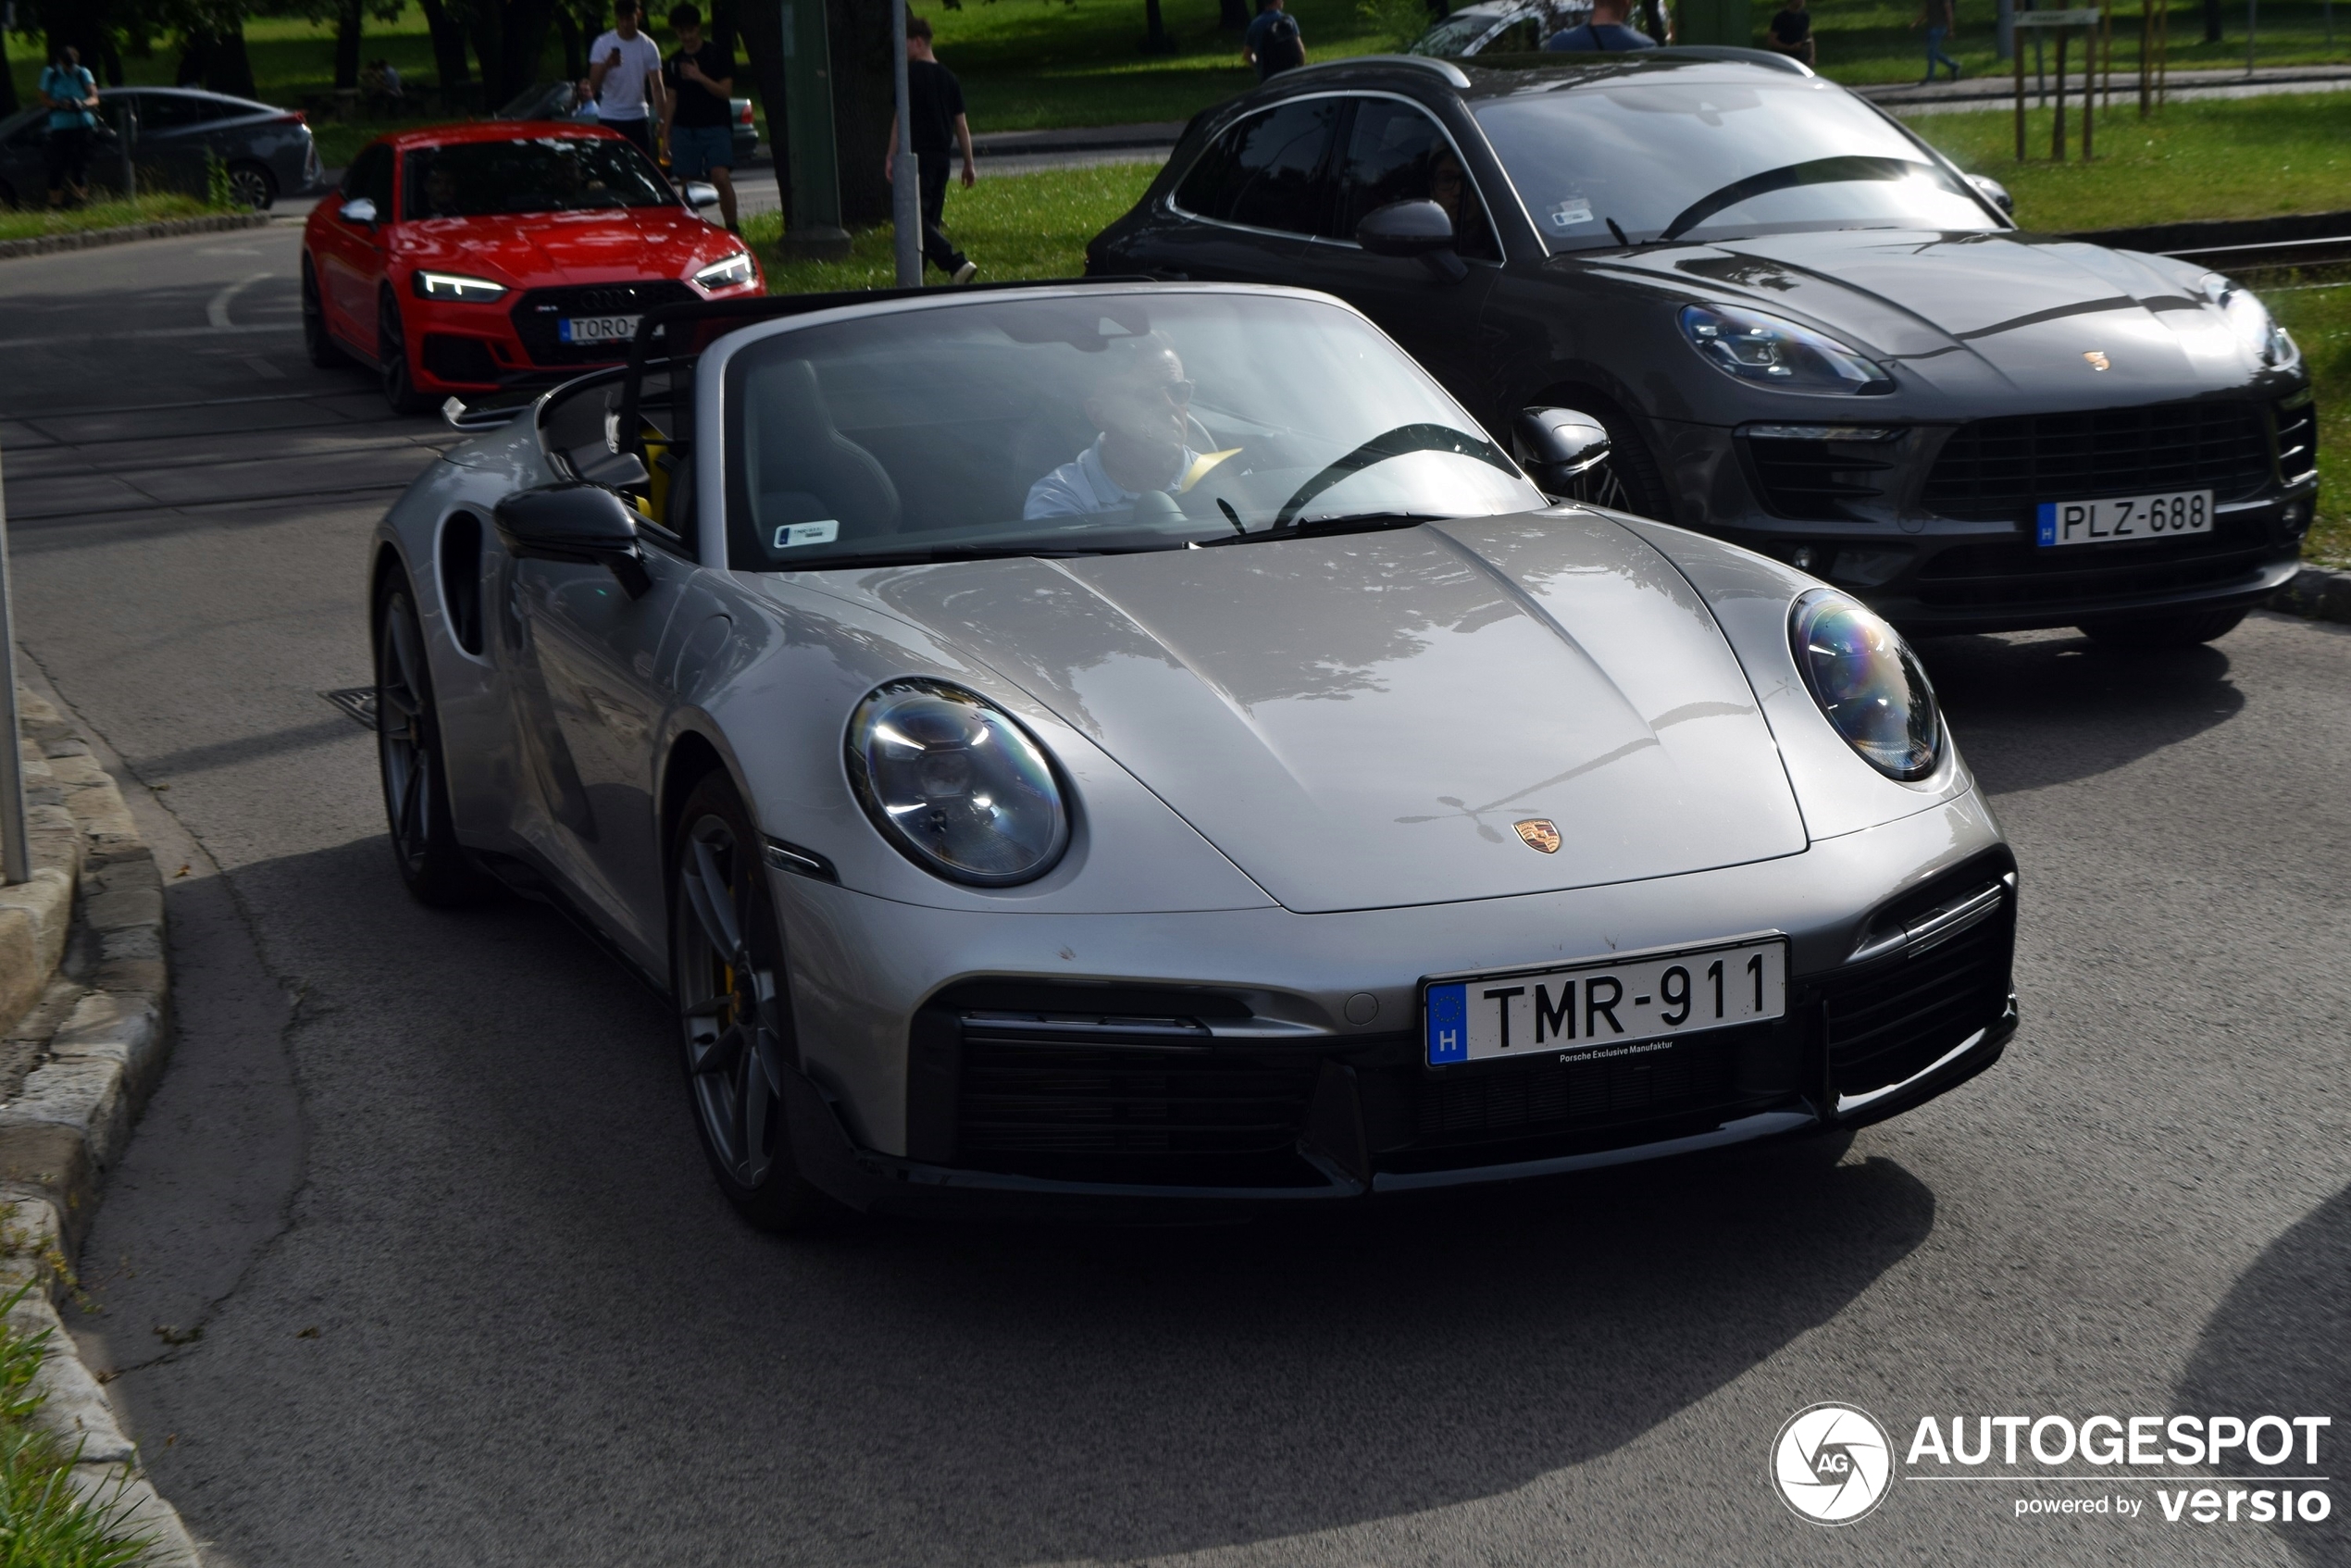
left=1922, top=402, right=2273, bottom=521
left=1820, top=894, right=2015, bottom=1100
left=509, top=280, right=695, bottom=367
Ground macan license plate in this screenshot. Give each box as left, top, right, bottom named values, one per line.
left=2035, top=490, right=2213, bottom=548
left=558, top=314, right=641, bottom=345
left=1424, top=939, right=1787, bottom=1068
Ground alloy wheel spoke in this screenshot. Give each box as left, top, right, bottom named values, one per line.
left=394, top=759, right=424, bottom=847
left=689, top=1017, right=745, bottom=1078
left=686, top=835, right=746, bottom=966
left=737, top=1033, right=772, bottom=1176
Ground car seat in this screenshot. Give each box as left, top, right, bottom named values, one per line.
left=744, top=357, right=902, bottom=548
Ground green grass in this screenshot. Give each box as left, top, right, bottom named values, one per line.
left=1905, top=90, right=2351, bottom=230
left=0, top=193, right=216, bottom=242
left=0, top=1285, right=149, bottom=1568
left=1808, top=0, right=2351, bottom=88
left=748, top=159, right=1156, bottom=291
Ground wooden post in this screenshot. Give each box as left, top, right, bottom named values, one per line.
left=2054, top=29, right=2069, bottom=158
left=2084, top=21, right=2096, bottom=156
left=2140, top=0, right=2153, bottom=115
left=2016, top=24, right=2029, bottom=158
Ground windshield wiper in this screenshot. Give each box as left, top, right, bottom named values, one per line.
left=1197, top=512, right=1445, bottom=547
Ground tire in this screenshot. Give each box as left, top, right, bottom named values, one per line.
left=374, top=581, right=499, bottom=906
left=670, top=771, right=838, bottom=1233
left=2077, top=607, right=2247, bottom=649
left=1539, top=393, right=1673, bottom=522
left=226, top=159, right=276, bottom=211
left=378, top=290, right=433, bottom=417
left=301, top=257, right=346, bottom=369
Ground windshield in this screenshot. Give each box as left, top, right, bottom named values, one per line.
left=1474, top=76, right=1997, bottom=252
left=1412, top=10, right=1503, bottom=52
left=723, top=292, right=1544, bottom=570
left=401, top=136, right=674, bottom=219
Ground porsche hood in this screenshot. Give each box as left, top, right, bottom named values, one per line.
left=875, top=511, right=1809, bottom=915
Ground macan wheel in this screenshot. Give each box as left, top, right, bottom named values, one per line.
left=2077, top=607, right=2249, bottom=650
left=669, top=771, right=837, bottom=1233
left=301, top=258, right=345, bottom=369
left=377, top=290, right=433, bottom=417
left=373, top=579, right=496, bottom=905
left=225, top=159, right=276, bottom=211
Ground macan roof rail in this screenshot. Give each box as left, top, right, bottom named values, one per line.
left=1283, top=54, right=1474, bottom=89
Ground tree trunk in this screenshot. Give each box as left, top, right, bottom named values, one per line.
left=179, top=21, right=258, bottom=99
left=1219, top=0, right=1249, bottom=31
left=335, top=0, right=365, bottom=91
left=0, top=30, right=15, bottom=118
left=827, top=0, right=898, bottom=227
left=732, top=0, right=792, bottom=215
left=1140, top=0, right=1177, bottom=53
left=417, top=0, right=476, bottom=109
left=498, top=0, right=561, bottom=103
left=2203, top=0, right=2222, bottom=40
left=464, top=3, right=505, bottom=106
left=554, top=9, right=584, bottom=81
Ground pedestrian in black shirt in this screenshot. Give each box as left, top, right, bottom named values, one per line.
left=885, top=15, right=977, bottom=283
left=662, top=5, right=740, bottom=230
left=1764, top=0, right=1814, bottom=64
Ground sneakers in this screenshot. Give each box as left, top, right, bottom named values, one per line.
left=952, top=260, right=977, bottom=285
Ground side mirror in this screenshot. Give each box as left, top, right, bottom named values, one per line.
left=1354, top=199, right=1468, bottom=283
left=1514, top=406, right=1612, bottom=497
left=683, top=180, right=720, bottom=209
left=493, top=482, right=653, bottom=597
left=1966, top=173, right=2015, bottom=217
left=339, top=195, right=379, bottom=225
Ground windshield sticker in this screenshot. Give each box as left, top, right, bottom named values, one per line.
left=774, top=521, right=840, bottom=549
left=1548, top=199, right=1594, bottom=230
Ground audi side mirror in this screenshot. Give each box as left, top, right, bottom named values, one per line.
left=1966, top=173, right=2015, bottom=217
left=1514, top=406, right=1612, bottom=498
left=339, top=195, right=379, bottom=225
left=683, top=180, right=720, bottom=209
left=1355, top=199, right=1468, bottom=282
left=493, top=482, right=652, bottom=597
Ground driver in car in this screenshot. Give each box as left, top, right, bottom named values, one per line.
left=420, top=157, right=465, bottom=218
left=1025, top=332, right=1213, bottom=518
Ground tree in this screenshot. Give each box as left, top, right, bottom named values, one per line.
left=827, top=0, right=900, bottom=226
left=416, top=0, right=476, bottom=106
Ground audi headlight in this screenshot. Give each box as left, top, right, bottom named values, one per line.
left=411, top=270, right=507, bottom=303
left=1789, top=590, right=1943, bottom=781
left=2201, top=274, right=2298, bottom=368
left=1680, top=304, right=1893, bottom=394
left=846, top=680, right=1070, bottom=886
left=693, top=251, right=755, bottom=291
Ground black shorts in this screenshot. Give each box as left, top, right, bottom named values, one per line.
left=600, top=118, right=653, bottom=156
left=46, top=125, right=93, bottom=192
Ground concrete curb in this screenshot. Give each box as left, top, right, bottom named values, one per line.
left=2276, top=564, right=2351, bottom=623
left=0, top=212, right=271, bottom=263
left=0, top=687, right=199, bottom=1566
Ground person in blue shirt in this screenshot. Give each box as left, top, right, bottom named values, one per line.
left=37, top=45, right=100, bottom=210
left=1545, top=0, right=1657, bottom=51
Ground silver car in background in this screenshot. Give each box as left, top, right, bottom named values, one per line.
left=369, top=282, right=2016, bottom=1229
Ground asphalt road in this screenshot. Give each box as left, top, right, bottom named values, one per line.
left=1, top=228, right=2345, bottom=1568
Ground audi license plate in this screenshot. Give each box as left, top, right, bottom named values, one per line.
left=2035, top=490, right=2212, bottom=548
left=1424, top=939, right=1786, bottom=1068
left=558, top=313, right=641, bottom=346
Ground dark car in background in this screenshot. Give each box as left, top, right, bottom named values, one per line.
left=1089, top=52, right=2316, bottom=646
left=496, top=81, right=758, bottom=166
left=0, top=86, right=317, bottom=209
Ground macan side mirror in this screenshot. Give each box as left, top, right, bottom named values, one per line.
left=1514, top=406, right=1613, bottom=497
left=1355, top=199, right=1468, bottom=282
left=339, top=196, right=379, bottom=225
left=1966, top=172, right=2015, bottom=217
left=493, top=482, right=652, bottom=597
left=683, top=180, right=720, bottom=209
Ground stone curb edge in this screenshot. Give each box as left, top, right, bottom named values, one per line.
left=2276, top=564, right=2351, bottom=624
left=0, top=212, right=271, bottom=263
left=0, top=687, right=200, bottom=1566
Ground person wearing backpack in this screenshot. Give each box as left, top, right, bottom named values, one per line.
left=37, top=45, right=100, bottom=210
left=1244, top=0, right=1307, bottom=81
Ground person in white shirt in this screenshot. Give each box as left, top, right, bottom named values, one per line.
left=581, top=0, right=666, bottom=157
left=1026, top=334, right=1211, bottom=519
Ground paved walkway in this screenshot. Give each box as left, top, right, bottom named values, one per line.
left=1860, top=58, right=2351, bottom=112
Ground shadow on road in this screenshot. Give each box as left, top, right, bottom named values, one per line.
left=2176, top=1182, right=2350, bottom=1568
left=1921, top=630, right=2245, bottom=795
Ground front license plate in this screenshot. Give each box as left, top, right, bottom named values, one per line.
left=558, top=313, right=641, bottom=345
left=1424, top=939, right=1786, bottom=1067
left=2035, top=490, right=2212, bottom=547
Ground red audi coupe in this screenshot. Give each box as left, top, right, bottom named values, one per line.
left=302, top=121, right=764, bottom=414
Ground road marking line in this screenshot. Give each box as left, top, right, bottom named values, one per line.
left=206, top=270, right=273, bottom=329
left=0, top=323, right=302, bottom=351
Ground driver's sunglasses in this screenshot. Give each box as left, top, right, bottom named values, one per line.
left=1152, top=379, right=1196, bottom=407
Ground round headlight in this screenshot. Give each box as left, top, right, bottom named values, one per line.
left=1788, top=591, right=1943, bottom=781
left=846, top=680, right=1070, bottom=886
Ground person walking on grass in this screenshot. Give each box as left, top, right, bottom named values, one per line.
left=583, top=0, right=666, bottom=157
left=38, top=45, right=99, bottom=210
left=1765, top=0, right=1815, bottom=66
left=1916, top=0, right=1961, bottom=82
left=1244, top=0, right=1307, bottom=82
left=662, top=4, right=740, bottom=230
left=885, top=16, right=978, bottom=284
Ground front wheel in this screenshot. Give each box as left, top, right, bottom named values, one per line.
left=375, top=582, right=498, bottom=905
left=225, top=160, right=277, bottom=211
left=2078, top=607, right=2247, bottom=649
left=302, top=258, right=346, bottom=368
left=670, top=772, right=837, bottom=1233
left=378, top=291, right=433, bottom=417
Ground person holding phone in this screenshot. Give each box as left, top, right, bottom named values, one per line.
left=583, top=0, right=666, bottom=157
left=661, top=4, right=739, bottom=229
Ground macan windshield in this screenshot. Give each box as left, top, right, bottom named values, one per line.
left=402, top=136, right=675, bottom=219
left=1474, top=75, right=1999, bottom=252
left=722, top=292, right=1546, bottom=571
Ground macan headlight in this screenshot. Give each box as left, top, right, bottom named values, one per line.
left=693, top=251, right=755, bottom=291
left=2201, top=274, right=2299, bottom=369
left=1680, top=304, right=1894, bottom=394
left=1789, top=590, right=1944, bottom=781
left=411, top=270, right=507, bottom=303
left=846, top=679, right=1070, bottom=886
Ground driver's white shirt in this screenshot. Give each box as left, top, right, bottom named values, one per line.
left=1025, top=436, right=1200, bottom=520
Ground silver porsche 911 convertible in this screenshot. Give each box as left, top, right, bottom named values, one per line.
left=370, top=280, right=2018, bottom=1228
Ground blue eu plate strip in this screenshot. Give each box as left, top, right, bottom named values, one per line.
left=2034, top=503, right=2057, bottom=546
left=1425, top=982, right=1467, bottom=1064
left=557, top=320, right=575, bottom=343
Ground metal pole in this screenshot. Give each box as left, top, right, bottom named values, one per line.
left=0, top=449, right=31, bottom=887
left=890, top=0, right=920, bottom=288
left=2141, top=0, right=2152, bottom=114
left=2084, top=22, right=2096, bottom=155
left=2016, top=21, right=2029, bottom=157
left=118, top=98, right=135, bottom=202
left=1999, top=0, right=2016, bottom=58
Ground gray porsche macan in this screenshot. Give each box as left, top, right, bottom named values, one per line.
left=1088, top=52, right=2316, bottom=645
left=376, top=283, right=2016, bottom=1228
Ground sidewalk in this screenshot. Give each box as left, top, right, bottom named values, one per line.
left=1861, top=58, right=2351, bottom=112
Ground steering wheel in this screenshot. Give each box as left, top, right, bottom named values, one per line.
left=1270, top=424, right=1518, bottom=531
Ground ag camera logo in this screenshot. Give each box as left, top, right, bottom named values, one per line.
left=1773, top=1402, right=1895, bottom=1524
